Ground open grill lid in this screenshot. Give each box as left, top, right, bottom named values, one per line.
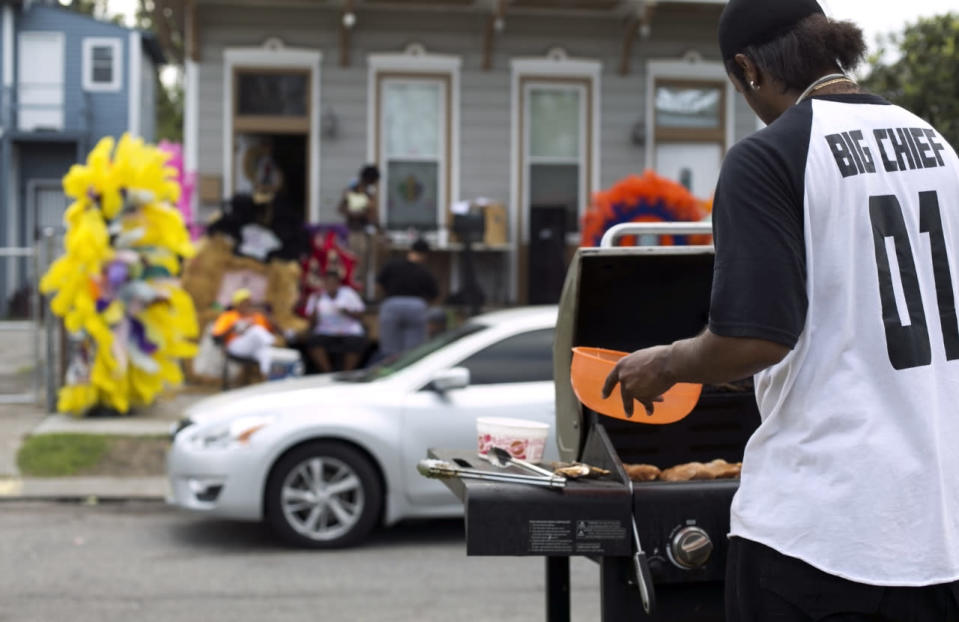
left=553, top=223, right=760, bottom=464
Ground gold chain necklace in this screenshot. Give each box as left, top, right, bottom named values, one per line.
left=795, top=74, right=857, bottom=105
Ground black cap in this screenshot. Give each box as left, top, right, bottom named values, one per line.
left=359, top=164, right=380, bottom=184
left=719, top=0, right=824, bottom=61
left=411, top=239, right=430, bottom=254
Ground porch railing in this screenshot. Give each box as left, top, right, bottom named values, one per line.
left=1, top=85, right=91, bottom=134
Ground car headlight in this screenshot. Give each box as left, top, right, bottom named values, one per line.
left=193, top=415, right=275, bottom=449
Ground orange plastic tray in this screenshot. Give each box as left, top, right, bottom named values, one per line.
left=570, top=347, right=702, bottom=424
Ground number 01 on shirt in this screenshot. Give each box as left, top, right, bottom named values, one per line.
left=869, top=190, right=959, bottom=369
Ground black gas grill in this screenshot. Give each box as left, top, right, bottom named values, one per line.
left=431, top=224, right=761, bottom=621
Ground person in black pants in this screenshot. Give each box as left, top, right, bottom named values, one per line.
left=601, top=0, right=959, bottom=619
left=376, top=239, right=438, bottom=359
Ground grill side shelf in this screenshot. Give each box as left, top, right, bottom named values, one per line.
left=463, top=480, right=633, bottom=557
left=428, top=444, right=633, bottom=557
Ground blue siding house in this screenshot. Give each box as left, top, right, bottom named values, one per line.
left=0, top=0, right=163, bottom=315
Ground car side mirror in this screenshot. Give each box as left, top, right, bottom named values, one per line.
left=429, top=367, right=470, bottom=393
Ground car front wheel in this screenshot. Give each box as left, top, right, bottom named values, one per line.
left=265, top=441, right=383, bottom=548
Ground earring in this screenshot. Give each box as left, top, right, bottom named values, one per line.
left=749, top=80, right=759, bottom=91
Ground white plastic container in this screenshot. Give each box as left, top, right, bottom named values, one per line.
left=477, top=417, right=550, bottom=463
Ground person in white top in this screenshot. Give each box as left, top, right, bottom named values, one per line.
left=304, top=270, right=367, bottom=373
left=601, top=0, right=959, bottom=619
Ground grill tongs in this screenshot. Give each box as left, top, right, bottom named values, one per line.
left=417, top=458, right=567, bottom=489
left=627, top=478, right=656, bottom=615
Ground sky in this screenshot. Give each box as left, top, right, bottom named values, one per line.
left=102, top=0, right=957, bottom=59
left=102, top=0, right=136, bottom=26
left=823, top=0, right=957, bottom=50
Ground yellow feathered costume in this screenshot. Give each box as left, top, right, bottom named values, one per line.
left=40, top=134, right=199, bottom=415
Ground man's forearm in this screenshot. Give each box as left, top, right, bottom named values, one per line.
left=665, top=330, right=790, bottom=386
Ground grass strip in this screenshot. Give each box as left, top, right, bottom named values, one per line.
left=17, top=434, right=110, bottom=477
left=17, top=434, right=170, bottom=478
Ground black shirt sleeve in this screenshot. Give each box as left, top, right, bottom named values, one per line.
left=709, top=105, right=812, bottom=348
left=376, top=261, right=397, bottom=293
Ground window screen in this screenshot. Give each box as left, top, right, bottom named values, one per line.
left=382, top=80, right=444, bottom=230
left=385, top=82, right=441, bottom=159
left=530, top=163, right=580, bottom=233
left=91, top=46, right=113, bottom=84
left=526, top=85, right=585, bottom=233
left=458, top=329, right=555, bottom=385
left=529, top=89, right=581, bottom=159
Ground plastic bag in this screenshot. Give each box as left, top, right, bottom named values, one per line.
left=192, top=325, right=227, bottom=379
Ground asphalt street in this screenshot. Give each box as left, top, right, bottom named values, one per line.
left=0, top=501, right=602, bottom=622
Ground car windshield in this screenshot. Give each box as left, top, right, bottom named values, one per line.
left=335, top=322, right=487, bottom=382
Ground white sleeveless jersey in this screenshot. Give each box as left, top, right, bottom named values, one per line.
left=709, top=93, right=959, bottom=585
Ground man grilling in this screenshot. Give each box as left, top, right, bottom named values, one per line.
left=602, top=0, right=959, bottom=619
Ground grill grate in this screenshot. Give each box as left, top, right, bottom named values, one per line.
left=597, top=391, right=759, bottom=466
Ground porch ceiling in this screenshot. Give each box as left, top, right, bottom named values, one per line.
left=188, top=0, right=727, bottom=13
left=174, top=0, right=725, bottom=64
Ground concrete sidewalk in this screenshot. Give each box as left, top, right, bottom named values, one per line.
left=0, top=390, right=213, bottom=501
left=0, top=404, right=45, bottom=476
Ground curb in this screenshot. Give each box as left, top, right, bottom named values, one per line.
left=31, top=414, right=176, bottom=437
left=0, top=476, right=169, bottom=501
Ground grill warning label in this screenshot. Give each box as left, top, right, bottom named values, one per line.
left=576, top=520, right=626, bottom=540
left=529, top=520, right=573, bottom=553
left=528, top=520, right=628, bottom=554
left=574, top=520, right=627, bottom=553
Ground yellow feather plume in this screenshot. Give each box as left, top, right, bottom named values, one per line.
left=42, top=134, right=198, bottom=416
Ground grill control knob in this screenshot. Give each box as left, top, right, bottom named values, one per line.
left=669, top=526, right=713, bottom=569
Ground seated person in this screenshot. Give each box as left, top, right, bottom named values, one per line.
left=212, top=289, right=302, bottom=379
left=304, top=270, right=367, bottom=372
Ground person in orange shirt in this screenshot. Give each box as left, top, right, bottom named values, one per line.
left=212, top=289, right=301, bottom=378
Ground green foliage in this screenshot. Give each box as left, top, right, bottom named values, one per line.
left=863, top=13, right=959, bottom=149
left=156, top=75, right=183, bottom=142
left=135, top=0, right=185, bottom=64
left=17, top=434, right=109, bottom=477
left=134, top=0, right=185, bottom=143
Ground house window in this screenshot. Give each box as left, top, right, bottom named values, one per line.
left=92, top=46, right=113, bottom=82
left=82, top=38, right=122, bottom=92
left=377, top=76, right=449, bottom=230
left=654, top=81, right=724, bottom=139
left=524, top=81, right=589, bottom=234
left=651, top=78, right=727, bottom=198
left=18, top=32, right=64, bottom=131
left=233, top=69, right=311, bottom=133
left=237, top=72, right=309, bottom=118
left=230, top=68, right=312, bottom=219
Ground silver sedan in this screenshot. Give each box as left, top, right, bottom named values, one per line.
left=168, top=306, right=558, bottom=548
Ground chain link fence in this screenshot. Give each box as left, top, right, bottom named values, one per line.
left=0, top=230, right=63, bottom=410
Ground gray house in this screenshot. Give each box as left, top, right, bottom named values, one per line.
left=176, top=0, right=754, bottom=305
left=0, top=0, right=163, bottom=278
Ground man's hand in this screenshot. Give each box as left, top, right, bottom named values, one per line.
left=601, top=345, right=676, bottom=417
left=599, top=331, right=791, bottom=418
